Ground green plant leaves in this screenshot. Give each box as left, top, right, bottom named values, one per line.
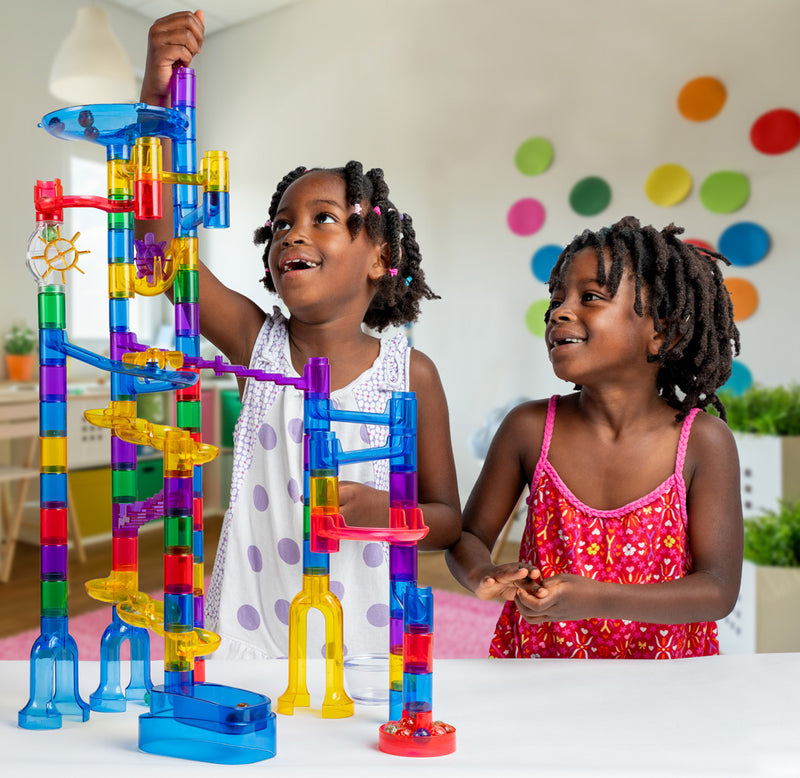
left=718, top=384, right=800, bottom=436
left=743, top=500, right=800, bottom=567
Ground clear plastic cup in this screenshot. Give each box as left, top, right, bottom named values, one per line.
left=343, top=654, right=389, bottom=705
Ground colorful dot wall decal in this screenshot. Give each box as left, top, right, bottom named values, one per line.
left=677, top=76, right=727, bottom=121
left=724, top=277, right=758, bottom=321
left=507, top=198, right=546, bottom=236
left=645, top=164, right=692, bottom=206
left=569, top=176, right=611, bottom=216
left=722, top=360, right=753, bottom=396
left=525, top=299, right=550, bottom=338
left=515, top=137, right=554, bottom=176
left=531, top=244, right=562, bottom=283
left=699, top=171, right=750, bottom=214
left=750, top=108, right=800, bottom=155
left=685, top=238, right=714, bottom=252
left=718, top=222, right=770, bottom=266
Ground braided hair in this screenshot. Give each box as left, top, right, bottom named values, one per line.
left=547, top=216, right=741, bottom=421
left=252, top=160, right=439, bottom=331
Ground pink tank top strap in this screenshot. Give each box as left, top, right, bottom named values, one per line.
left=529, top=395, right=559, bottom=496
left=675, top=407, right=701, bottom=474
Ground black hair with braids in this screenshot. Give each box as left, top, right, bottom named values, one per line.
left=546, top=215, right=741, bottom=421
left=252, top=161, right=439, bottom=331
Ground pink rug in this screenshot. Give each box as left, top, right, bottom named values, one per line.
left=0, top=588, right=502, bottom=661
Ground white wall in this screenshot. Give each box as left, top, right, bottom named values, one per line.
left=196, top=0, right=800, bottom=502
left=0, top=0, right=152, bottom=364
left=3, top=0, right=800, bottom=505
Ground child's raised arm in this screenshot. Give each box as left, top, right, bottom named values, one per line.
left=514, top=413, right=743, bottom=625
left=445, top=401, right=547, bottom=599
left=135, top=10, right=266, bottom=375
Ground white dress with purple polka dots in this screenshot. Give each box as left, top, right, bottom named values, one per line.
left=205, top=308, right=410, bottom=660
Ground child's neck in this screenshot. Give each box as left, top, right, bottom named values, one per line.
left=286, top=316, right=380, bottom=391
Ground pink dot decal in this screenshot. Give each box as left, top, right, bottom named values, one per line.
left=507, top=198, right=545, bottom=236
left=750, top=108, right=800, bottom=155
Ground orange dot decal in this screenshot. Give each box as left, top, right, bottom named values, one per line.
left=724, top=277, right=758, bottom=322
left=677, top=77, right=727, bottom=122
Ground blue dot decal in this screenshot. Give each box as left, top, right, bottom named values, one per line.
left=722, top=360, right=753, bottom=396
left=718, top=222, right=770, bottom=266
left=531, top=244, right=562, bottom=283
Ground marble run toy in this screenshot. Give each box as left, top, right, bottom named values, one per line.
left=19, top=68, right=276, bottom=764
left=19, top=64, right=453, bottom=760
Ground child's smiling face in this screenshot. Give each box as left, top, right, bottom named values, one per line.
left=267, top=171, right=386, bottom=323
left=545, top=247, right=662, bottom=388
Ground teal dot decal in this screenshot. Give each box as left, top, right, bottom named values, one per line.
left=515, top=137, right=554, bottom=176
left=699, top=171, right=750, bottom=213
left=718, top=222, right=770, bottom=266
left=531, top=244, right=562, bottom=283
left=525, top=299, right=551, bottom=338
left=721, top=360, right=753, bottom=396
left=569, top=176, right=611, bottom=216
left=507, top=198, right=546, bottom=236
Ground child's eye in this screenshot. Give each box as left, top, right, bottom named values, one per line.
left=582, top=291, right=602, bottom=302
left=272, top=218, right=290, bottom=232
left=315, top=212, right=336, bottom=224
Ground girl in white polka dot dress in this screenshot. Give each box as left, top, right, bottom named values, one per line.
left=139, top=11, right=462, bottom=660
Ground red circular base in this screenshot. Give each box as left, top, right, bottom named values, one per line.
left=378, top=723, right=456, bottom=758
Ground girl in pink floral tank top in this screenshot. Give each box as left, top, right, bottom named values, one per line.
left=446, top=217, right=743, bottom=658
left=489, top=396, right=717, bottom=659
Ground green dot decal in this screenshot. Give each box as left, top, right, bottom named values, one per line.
left=569, top=176, right=611, bottom=216
left=515, top=137, right=554, bottom=176
left=699, top=171, right=750, bottom=213
left=525, top=299, right=551, bottom=338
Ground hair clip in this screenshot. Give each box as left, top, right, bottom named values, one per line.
left=388, top=268, right=398, bottom=276
left=264, top=219, right=272, bottom=228
left=405, top=276, right=412, bottom=286
left=399, top=213, right=405, bottom=221
left=373, top=206, right=381, bottom=215
left=353, top=203, right=362, bottom=214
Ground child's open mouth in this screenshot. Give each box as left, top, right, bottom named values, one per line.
left=279, top=256, right=320, bottom=275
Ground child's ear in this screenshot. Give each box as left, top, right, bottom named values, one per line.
left=368, top=241, right=392, bottom=281
left=648, top=319, right=680, bottom=356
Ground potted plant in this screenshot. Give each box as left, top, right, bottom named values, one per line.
left=717, top=384, right=800, bottom=518
left=718, top=501, right=800, bottom=653
left=3, top=323, right=36, bottom=382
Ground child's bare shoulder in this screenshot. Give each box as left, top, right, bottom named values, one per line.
left=684, top=409, right=739, bottom=470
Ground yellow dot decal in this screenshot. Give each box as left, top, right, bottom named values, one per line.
left=645, top=164, right=692, bottom=207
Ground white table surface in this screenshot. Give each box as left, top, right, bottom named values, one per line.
left=2, top=655, right=798, bottom=777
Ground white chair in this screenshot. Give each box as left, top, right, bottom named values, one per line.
left=0, top=395, right=85, bottom=583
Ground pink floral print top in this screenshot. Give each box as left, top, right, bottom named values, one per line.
left=490, top=396, right=719, bottom=659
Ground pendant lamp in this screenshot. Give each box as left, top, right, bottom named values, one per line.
left=49, top=7, right=137, bottom=105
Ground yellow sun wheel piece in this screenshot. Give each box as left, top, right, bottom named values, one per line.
left=29, top=226, right=90, bottom=283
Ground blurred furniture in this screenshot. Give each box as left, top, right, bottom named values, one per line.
left=0, top=386, right=85, bottom=582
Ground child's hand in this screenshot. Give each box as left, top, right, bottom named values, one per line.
left=475, top=563, right=541, bottom=602
left=514, top=573, right=598, bottom=624
left=141, top=10, right=205, bottom=107
left=338, top=481, right=390, bottom=528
